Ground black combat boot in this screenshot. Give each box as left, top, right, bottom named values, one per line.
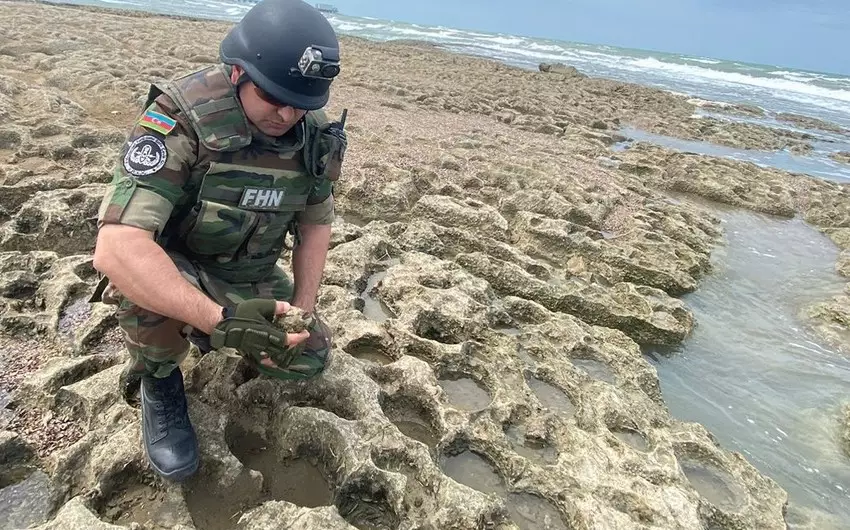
left=140, top=367, right=199, bottom=482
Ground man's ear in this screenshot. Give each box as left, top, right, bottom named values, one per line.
left=229, top=65, right=243, bottom=84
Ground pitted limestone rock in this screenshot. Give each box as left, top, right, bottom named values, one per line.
left=273, top=305, right=311, bottom=333
left=512, top=211, right=704, bottom=295
left=801, top=185, right=850, bottom=235
left=334, top=162, right=420, bottom=223
left=667, top=423, right=788, bottom=529
left=50, top=419, right=143, bottom=512
left=216, top=352, right=506, bottom=529
left=520, top=311, right=665, bottom=405
left=0, top=250, right=58, bottom=332
left=12, top=354, right=122, bottom=410
left=394, top=220, right=552, bottom=281
left=0, top=269, right=40, bottom=302
left=411, top=194, right=511, bottom=242
left=30, top=497, right=125, bottom=530
left=369, top=293, right=784, bottom=528
left=322, top=229, right=400, bottom=290
left=837, top=251, right=850, bottom=277
left=0, top=430, right=36, bottom=481
left=328, top=215, right=364, bottom=249
left=377, top=252, right=494, bottom=345
left=802, top=289, right=850, bottom=354
left=186, top=394, right=265, bottom=499
left=498, top=188, right=608, bottom=230
left=54, top=363, right=124, bottom=428
left=42, top=255, right=112, bottom=344
left=375, top=355, right=451, bottom=442
left=0, top=185, right=103, bottom=255
left=0, top=251, right=115, bottom=354
left=454, top=251, right=693, bottom=345
left=637, top=199, right=723, bottom=256
left=239, top=502, right=355, bottom=530
left=614, top=143, right=803, bottom=218
left=316, top=283, right=392, bottom=357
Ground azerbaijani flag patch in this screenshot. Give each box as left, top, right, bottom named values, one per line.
left=139, top=109, right=177, bottom=136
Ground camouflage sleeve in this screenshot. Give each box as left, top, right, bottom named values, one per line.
left=296, top=179, right=335, bottom=225
left=97, top=93, right=198, bottom=236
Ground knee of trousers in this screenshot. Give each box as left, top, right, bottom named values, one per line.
left=117, top=300, right=192, bottom=363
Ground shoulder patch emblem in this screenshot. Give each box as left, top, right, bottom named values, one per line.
left=139, top=109, right=177, bottom=135
left=123, top=135, right=167, bottom=177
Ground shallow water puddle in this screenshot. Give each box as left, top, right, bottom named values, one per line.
left=185, top=423, right=332, bottom=529
left=694, top=109, right=850, bottom=146
left=360, top=260, right=400, bottom=321
left=379, top=395, right=439, bottom=449
left=615, top=126, right=850, bottom=182
left=228, top=424, right=332, bottom=508
left=345, top=341, right=394, bottom=365
left=0, top=470, right=54, bottom=529
left=441, top=452, right=567, bottom=529
left=508, top=492, right=570, bottom=530
left=645, top=206, right=850, bottom=523
left=394, top=420, right=439, bottom=449
left=438, top=376, right=491, bottom=411
left=610, top=427, right=649, bottom=452
left=352, top=348, right=394, bottom=365
left=678, top=459, right=744, bottom=512
left=526, top=377, right=575, bottom=416
left=570, top=358, right=617, bottom=384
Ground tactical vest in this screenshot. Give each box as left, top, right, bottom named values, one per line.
left=147, top=64, right=330, bottom=284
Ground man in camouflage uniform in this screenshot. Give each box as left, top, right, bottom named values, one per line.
left=90, top=0, right=347, bottom=482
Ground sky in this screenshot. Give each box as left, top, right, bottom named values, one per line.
left=330, top=0, right=850, bottom=75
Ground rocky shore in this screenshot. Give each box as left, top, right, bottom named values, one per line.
left=1, top=1, right=849, bottom=529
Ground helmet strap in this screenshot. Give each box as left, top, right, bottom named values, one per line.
left=234, top=71, right=252, bottom=89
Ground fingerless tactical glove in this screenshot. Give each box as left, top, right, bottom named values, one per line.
left=210, top=299, right=300, bottom=369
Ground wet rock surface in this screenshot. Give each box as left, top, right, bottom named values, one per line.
left=776, top=113, right=848, bottom=134
left=609, top=141, right=850, bottom=351
left=3, top=2, right=848, bottom=529
left=802, top=286, right=850, bottom=354
left=831, top=151, right=850, bottom=165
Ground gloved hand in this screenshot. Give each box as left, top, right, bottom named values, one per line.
left=270, top=311, right=333, bottom=380
left=210, top=299, right=309, bottom=370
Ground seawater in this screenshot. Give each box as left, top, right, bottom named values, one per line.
left=645, top=202, right=850, bottom=527
left=615, top=126, right=850, bottom=182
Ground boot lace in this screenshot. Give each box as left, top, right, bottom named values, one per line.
left=152, top=379, right=189, bottom=431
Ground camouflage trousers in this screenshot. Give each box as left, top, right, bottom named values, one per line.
left=101, top=251, right=328, bottom=381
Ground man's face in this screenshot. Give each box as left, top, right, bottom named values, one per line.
left=230, top=66, right=307, bottom=137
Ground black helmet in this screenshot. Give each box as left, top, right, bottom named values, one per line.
left=220, top=0, right=341, bottom=110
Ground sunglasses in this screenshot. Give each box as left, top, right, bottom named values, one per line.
left=252, top=83, right=304, bottom=111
